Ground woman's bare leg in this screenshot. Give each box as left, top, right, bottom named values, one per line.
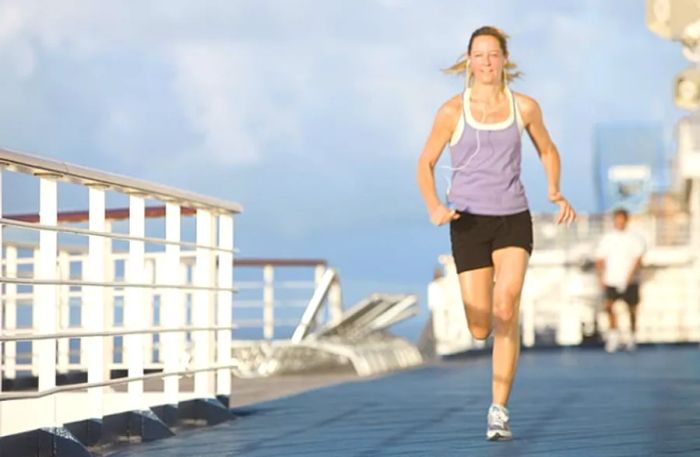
left=491, top=247, right=529, bottom=406
left=457, top=266, right=495, bottom=340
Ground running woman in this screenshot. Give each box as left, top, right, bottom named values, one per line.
left=416, top=26, right=576, bottom=441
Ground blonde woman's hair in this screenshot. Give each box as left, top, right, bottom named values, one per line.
left=443, top=26, right=523, bottom=85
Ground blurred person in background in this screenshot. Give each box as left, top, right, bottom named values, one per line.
left=595, top=208, right=646, bottom=352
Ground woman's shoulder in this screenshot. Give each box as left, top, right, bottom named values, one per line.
left=512, top=91, right=542, bottom=123
left=512, top=91, right=540, bottom=115
left=435, top=93, right=463, bottom=124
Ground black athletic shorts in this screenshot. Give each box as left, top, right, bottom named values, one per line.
left=604, top=284, right=640, bottom=306
left=449, top=209, right=533, bottom=274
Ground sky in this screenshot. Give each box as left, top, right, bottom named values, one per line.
left=0, top=0, right=689, bottom=339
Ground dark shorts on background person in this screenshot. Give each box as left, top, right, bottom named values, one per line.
left=604, top=284, right=640, bottom=306
left=449, top=209, right=533, bottom=274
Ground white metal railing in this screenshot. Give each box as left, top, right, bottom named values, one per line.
left=0, top=147, right=243, bottom=438
left=1, top=247, right=337, bottom=380
left=532, top=212, right=692, bottom=252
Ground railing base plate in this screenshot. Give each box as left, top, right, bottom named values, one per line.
left=102, top=409, right=174, bottom=443
left=151, top=404, right=179, bottom=428
left=64, top=418, right=102, bottom=447
left=0, top=427, right=90, bottom=457
left=178, top=397, right=234, bottom=425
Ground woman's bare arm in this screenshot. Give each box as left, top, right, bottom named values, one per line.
left=517, top=94, right=576, bottom=225
left=416, top=96, right=461, bottom=225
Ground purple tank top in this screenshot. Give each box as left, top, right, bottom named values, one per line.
left=447, top=88, right=529, bottom=215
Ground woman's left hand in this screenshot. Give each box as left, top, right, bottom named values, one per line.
left=549, top=191, right=576, bottom=225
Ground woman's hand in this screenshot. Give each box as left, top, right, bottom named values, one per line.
left=549, top=191, right=576, bottom=225
left=430, top=204, right=461, bottom=226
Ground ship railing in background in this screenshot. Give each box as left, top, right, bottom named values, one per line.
left=0, top=244, right=333, bottom=380
left=532, top=212, right=692, bottom=251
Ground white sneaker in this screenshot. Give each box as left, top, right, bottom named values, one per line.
left=625, top=335, right=637, bottom=352
left=486, top=404, right=512, bottom=441
left=605, top=330, right=620, bottom=353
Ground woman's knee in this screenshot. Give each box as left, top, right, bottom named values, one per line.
left=464, top=299, right=492, bottom=340
left=468, top=321, right=491, bottom=340
left=493, top=289, right=521, bottom=325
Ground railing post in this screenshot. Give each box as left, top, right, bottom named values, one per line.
left=31, top=248, right=40, bottom=377
left=57, top=250, right=70, bottom=373
left=216, top=213, right=233, bottom=400
left=161, top=202, right=181, bottom=405
left=144, top=258, right=156, bottom=365
left=263, top=265, right=274, bottom=339
left=126, top=194, right=146, bottom=411
left=314, top=265, right=326, bottom=325
left=4, top=245, right=17, bottom=380
left=86, top=185, right=107, bottom=419
left=689, top=179, right=700, bottom=349
left=103, top=220, right=114, bottom=384
left=194, top=209, right=214, bottom=396
left=0, top=167, right=3, bottom=397
left=521, top=297, right=536, bottom=348
left=37, top=175, right=58, bottom=424
left=328, top=277, right=343, bottom=326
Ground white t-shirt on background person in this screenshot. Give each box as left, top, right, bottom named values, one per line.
left=594, top=228, right=647, bottom=291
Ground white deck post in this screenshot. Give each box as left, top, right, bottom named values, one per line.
left=57, top=250, right=70, bottom=373
left=521, top=297, right=536, bottom=348
left=216, top=213, right=233, bottom=399
left=263, top=265, right=274, bottom=339
left=327, top=269, right=343, bottom=326
left=689, top=180, right=700, bottom=351
left=37, top=175, right=58, bottom=424
left=0, top=168, right=2, bottom=395
left=144, top=258, right=155, bottom=365
left=193, top=209, right=214, bottom=396
left=161, top=202, right=181, bottom=405
left=86, top=185, right=107, bottom=419
left=4, top=246, right=17, bottom=379
left=314, top=265, right=326, bottom=325
left=103, top=220, right=114, bottom=383
left=126, top=194, right=146, bottom=410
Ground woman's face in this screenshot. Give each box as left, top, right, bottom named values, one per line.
left=468, top=35, right=506, bottom=85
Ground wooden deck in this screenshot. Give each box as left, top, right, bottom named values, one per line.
left=107, top=346, right=700, bottom=456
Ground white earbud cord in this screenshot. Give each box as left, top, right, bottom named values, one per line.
left=441, top=90, right=503, bottom=206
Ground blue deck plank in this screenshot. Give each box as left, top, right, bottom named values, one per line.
left=107, top=346, right=700, bottom=456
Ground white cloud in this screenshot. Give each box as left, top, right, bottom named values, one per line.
left=169, top=41, right=311, bottom=166
left=0, top=0, right=686, bottom=218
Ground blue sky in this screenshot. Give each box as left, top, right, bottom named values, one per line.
left=0, top=1, right=688, bottom=338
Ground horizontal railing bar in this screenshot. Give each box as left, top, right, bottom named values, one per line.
left=0, top=218, right=239, bottom=255
left=0, top=325, right=238, bottom=342
left=0, top=147, right=243, bottom=214
left=234, top=258, right=327, bottom=267
left=6, top=206, right=198, bottom=224
left=233, top=299, right=308, bottom=306
left=0, top=276, right=238, bottom=293
left=234, top=281, right=316, bottom=290
left=0, top=362, right=240, bottom=402
left=235, top=281, right=264, bottom=289
left=273, top=281, right=316, bottom=289
left=234, top=319, right=300, bottom=327
left=232, top=304, right=308, bottom=309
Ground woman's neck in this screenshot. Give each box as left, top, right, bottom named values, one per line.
left=469, top=82, right=506, bottom=103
